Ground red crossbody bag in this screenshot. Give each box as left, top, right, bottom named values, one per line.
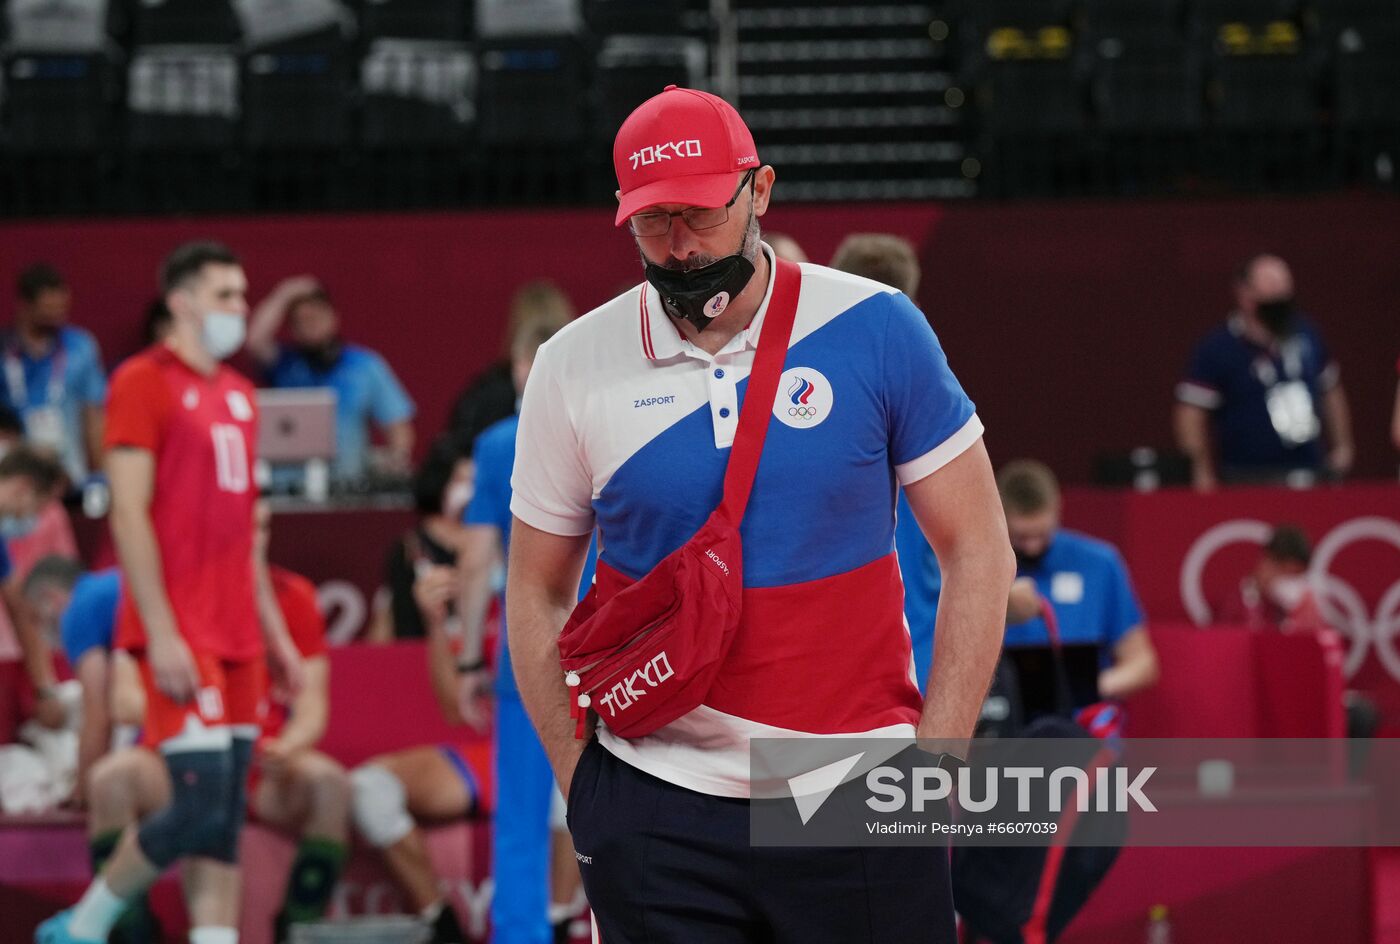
left=557, top=258, right=802, bottom=739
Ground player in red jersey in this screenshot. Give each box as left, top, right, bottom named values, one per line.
left=38, top=241, right=303, bottom=944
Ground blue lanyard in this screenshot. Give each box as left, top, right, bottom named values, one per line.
left=4, top=333, right=67, bottom=410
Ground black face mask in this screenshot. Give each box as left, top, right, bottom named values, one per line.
left=644, top=252, right=756, bottom=332
left=301, top=339, right=343, bottom=373
left=1256, top=298, right=1297, bottom=338
left=1014, top=548, right=1048, bottom=572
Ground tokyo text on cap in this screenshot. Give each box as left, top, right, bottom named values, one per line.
left=613, top=85, right=759, bottom=227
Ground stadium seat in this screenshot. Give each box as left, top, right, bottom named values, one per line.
left=1, top=52, right=115, bottom=150
left=477, top=39, right=587, bottom=144
left=3, top=0, right=111, bottom=52
left=978, top=58, right=1084, bottom=136
left=1091, top=33, right=1202, bottom=133
left=948, top=0, right=1076, bottom=67
left=360, top=39, right=475, bottom=148
left=1308, top=0, right=1400, bottom=44
left=1193, top=0, right=1302, bottom=31
left=1333, top=22, right=1400, bottom=128
left=1209, top=43, right=1315, bottom=130
left=474, top=0, right=582, bottom=39
left=359, top=0, right=470, bottom=42
left=594, top=34, right=705, bottom=140
left=1081, top=0, right=1183, bottom=34
left=232, top=0, right=352, bottom=51
left=243, top=29, right=352, bottom=150
left=583, top=0, right=689, bottom=35
left=127, top=0, right=240, bottom=46
left=126, top=45, right=239, bottom=150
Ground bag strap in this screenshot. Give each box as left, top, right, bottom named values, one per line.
left=716, top=257, right=802, bottom=525
left=1038, top=596, right=1078, bottom=718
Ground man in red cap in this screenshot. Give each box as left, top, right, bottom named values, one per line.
left=506, top=86, right=1013, bottom=942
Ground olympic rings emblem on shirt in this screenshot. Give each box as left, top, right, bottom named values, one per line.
left=774, top=367, right=833, bottom=429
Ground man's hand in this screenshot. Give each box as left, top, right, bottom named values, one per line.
left=271, top=275, right=321, bottom=302
left=148, top=630, right=201, bottom=703
left=268, top=632, right=305, bottom=704
left=413, top=565, right=457, bottom=626
left=457, top=668, right=493, bottom=733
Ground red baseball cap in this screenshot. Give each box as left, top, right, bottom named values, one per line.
left=613, top=85, right=759, bottom=227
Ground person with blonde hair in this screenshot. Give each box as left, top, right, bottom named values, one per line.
left=445, top=280, right=575, bottom=452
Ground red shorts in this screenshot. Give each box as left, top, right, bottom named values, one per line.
left=137, top=651, right=266, bottom=749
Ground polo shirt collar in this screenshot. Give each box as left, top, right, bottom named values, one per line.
left=639, top=242, right=779, bottom=362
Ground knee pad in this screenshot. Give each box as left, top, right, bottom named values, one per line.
left=350, top=764, right=414, bottom=849
left=137, top=748, right=240, bottom=868
left=210, top=735, right=256, bottom=862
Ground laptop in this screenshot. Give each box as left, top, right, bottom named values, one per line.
left=255, top=388, right=337, bottom=464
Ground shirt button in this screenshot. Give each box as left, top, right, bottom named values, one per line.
left=719, top=407, right=731, bottom=418
left=714, top=368, right=725, bottom=379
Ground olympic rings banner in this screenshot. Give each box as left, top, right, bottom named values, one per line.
left=1062, top=483, right=1400, bottom=732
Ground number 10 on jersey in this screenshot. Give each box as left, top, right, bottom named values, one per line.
left=211, top=423, right=250, bottom=494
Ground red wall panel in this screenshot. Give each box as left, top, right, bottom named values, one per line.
left=1, top=194, right=1394, bottom=480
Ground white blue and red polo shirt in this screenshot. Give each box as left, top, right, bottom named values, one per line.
left=511, top=243, right=982, bottom=797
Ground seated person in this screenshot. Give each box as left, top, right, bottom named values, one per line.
left=0, top=446, right=73, bottom=732
left=366, top=438, right=472, bottom=642
left=248, top=277, right=415, bottom=482
left=32, top=504, right=350, bottom=944
left=1214, top=524, right=1378, bottom=743
left=350, top=566, right=481, bottom=944
left=1216, top=524, right=1326, bottom=633
left=998, top=460, right=1159, bottom=711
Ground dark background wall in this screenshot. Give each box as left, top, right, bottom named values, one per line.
left=918, top=194, right=1400, bottom=482
left=0, top=193, right=1395, bottom=481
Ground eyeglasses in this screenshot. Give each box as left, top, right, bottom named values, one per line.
left=627, top=170, right=756, bottom=238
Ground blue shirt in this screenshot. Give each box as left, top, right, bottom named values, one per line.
left=59, top=569, right=121, bottom=666
left=1004, top=529, right=1144, bottom=667
left=465, top=414, right=596, bottom=696
left=1177, top=314, right=1336, bottom=474
left=267, top=343, right=415, bottom=479
left=1, top=326, right=107, bottom=480
left=0, top=540, right=12, bottom=585
left=895, top=490, right=941, bottom=694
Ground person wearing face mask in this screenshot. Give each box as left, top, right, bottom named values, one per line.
left=0, top=423, right=80, bottom=714
left=999, top=460, right=1159, bottom=703
left=1174, top=253, right=1353, bottom=491
left=507, top=86, right=1012, bottom=943
left=35, top=241, right=305, bottom=944
left=1, top=263, right=109, bottom=484
left=1213, top=524, right=1379, bottom=750
left=1217, top=524, right=1327, bottom=632
left=0, top=445, right=71, bottom=734
left=247, top=276, right=416, bottom=483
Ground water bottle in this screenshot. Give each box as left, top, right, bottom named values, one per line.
left=1146, top=904, right=1173, bottom=944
